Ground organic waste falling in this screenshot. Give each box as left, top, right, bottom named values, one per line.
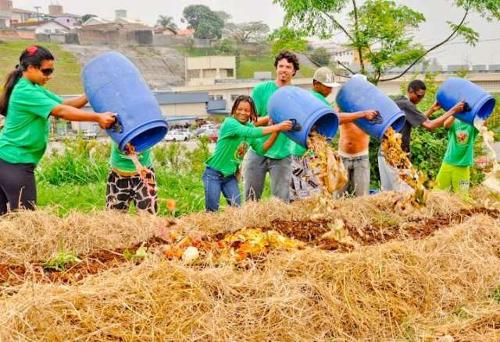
left=125, top=143, right=157, bottom=214
left=381, top=127, right=429, bottom=206
left=306, top=132, right=348, bottom=194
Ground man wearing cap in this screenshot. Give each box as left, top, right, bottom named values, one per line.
left=290, top=67, right=379, bottom=200
left=289, top=67, right=338, bottom=200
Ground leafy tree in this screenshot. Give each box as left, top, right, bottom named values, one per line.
left=309, top=47, right=331, bottom=66
left=214, top=10, right=232, bottom=24
left=183, top=5, right=224, bottom=39
left=214, top=38, right=238, bottom=55
left=157, top=15, right=178, bottom=31
left=225, top=21, right=270, bottom=43
left=274, top=0, right=499, bottom=83
left=268, top=27, right=308, bottom=55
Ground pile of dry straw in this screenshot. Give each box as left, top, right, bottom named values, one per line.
left=0, top=189, right=499, bottom=340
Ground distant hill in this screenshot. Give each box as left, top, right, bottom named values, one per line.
left=62, top=45, right=185, bottom=91
left=0, top=40, right=83, bottom=94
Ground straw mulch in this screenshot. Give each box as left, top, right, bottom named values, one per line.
left=0, top=191, right=499, bottom=340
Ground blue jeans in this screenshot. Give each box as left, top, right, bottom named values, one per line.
left=202, top=166, right=241, bottom=212
left=243, top=149, right=292, bottom=202
left=337, top=155, right=370, bottom=197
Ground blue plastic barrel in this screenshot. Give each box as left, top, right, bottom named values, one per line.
left=82, top=52, right=168, bottom=152
left=436, top=77, right=495, bottom=125
left=335, top=77, right=406, bottom=139
left=267, top=86, right=339, bottom=147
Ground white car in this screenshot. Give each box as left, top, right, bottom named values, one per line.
left=165, top=130, right=190, bottom=141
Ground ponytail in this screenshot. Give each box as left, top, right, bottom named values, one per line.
left=0, top=45, right=54, bottom=117
left=0, top=67, right=23, bottom=116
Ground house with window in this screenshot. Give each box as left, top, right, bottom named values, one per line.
left=185, top=56, right=237, bottom=86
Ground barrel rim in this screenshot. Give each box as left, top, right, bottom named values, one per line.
left=115, top=119, right=168, bottom=152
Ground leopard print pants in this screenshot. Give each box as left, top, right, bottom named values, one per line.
left=106, top=168, right=157, bottom=214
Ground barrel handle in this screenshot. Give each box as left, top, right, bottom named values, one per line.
left=289, top=118, right=302, bottom=132
left=367, top=111, right=383, bottom=125
left=110, top=115, right=123, bottom=133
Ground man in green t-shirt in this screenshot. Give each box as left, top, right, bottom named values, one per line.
left=436, top=117, right=479, bottom=194
left=289, top=67, right=339, bottom=200
left=244, top=51, right=300, bottom=203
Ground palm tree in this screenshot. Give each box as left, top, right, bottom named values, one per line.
left=157, top=15, right=178, bottom=31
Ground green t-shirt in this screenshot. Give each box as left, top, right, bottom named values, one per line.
left=443, top=119, right=478, bottom=167
left=290, top=90, right=331, bottom=157
left=0, top=77, right=63, bottom=164
left=251, top=81, right=292, bottom=159
left=311, top=90, right=330, bottom=106
left=206, top=117, right=264, bottom=176
left=110, top=142, right=153, bottom=172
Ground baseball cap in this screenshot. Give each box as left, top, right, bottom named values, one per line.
left=313, top=67, right=340, bottom=88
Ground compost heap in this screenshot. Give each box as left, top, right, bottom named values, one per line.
left=306, top=132, right=348, bottom=194
left=161, top=227, right=304, bottom=264
left=381, top=127, right=428, bottom=206
left=125, top=143, right=157, bottom=213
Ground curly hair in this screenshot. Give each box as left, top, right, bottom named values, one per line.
left=231, top=95, right=258, bottom=122
left=274, top=50, right=300, bottom=74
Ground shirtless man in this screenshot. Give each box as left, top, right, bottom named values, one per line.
left=337, top=115, right=376, bottom=197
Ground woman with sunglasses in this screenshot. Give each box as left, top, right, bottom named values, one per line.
left=0, top=45, right=116, bottom=215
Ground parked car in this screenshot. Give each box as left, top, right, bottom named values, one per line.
left=165, top=130, right=190, bottom=141
left=177, top=128, right=194, bottom=139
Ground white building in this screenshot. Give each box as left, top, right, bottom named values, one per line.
left=185, top=56, right=237, bottom=86
left=34, top=20, right=70, bottom=34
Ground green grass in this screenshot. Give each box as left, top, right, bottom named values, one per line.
left=0, top=40, right=83, bottom=94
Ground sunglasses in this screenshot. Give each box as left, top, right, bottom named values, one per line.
left=40, top=68, right=54, bottom=76
left=414, top=92, right=425, bottom=100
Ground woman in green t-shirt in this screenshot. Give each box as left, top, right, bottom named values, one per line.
left=0, top=45, right=116, bottom=215
left=203, top=95, right=292, bottom=212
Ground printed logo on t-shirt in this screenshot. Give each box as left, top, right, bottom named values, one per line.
left=234, top=142, right=249, bottom=162
left=456, top=130, right=469, bottom=144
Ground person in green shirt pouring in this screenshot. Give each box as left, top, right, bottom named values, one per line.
left=0, top=45, right=116, bottom=215
left=435, top=116, right=480, bottom=195
left=244, top=50, right=300, bottom=203
left=203, top=95, right=292, bottom=212
left=106, top=143, right=157, bottom=214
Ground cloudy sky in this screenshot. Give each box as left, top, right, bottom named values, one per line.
left=16, top=0, right=500, bottom=65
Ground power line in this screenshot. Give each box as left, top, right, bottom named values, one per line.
left=422, top=37, right=500, bottom=47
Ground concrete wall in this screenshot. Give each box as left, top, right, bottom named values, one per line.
left=161, top=103, right=207, bottom=117
left=152, top=34, right=189, bottom=47
left=77, top=28, right=152, bottom=46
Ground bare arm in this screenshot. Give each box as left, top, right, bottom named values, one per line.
left=51, top=104, right=116, bottom=129
left=262, top=132, right=279, bottom=152
left=254, top=116, right=269, bottom=127
left=63, top=95, right=88, bottom=109
left=338, top=110, right=378, bottom=124
left=443, top=116, right=455, bottom=129
left=261, top=121, right=293, bottom=135
left=421, top=102, right=465, bottom=131
left=424, top=102, right=441, bottom=117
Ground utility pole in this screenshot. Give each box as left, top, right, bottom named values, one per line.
left=34, top=6, right=41, bottom=22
